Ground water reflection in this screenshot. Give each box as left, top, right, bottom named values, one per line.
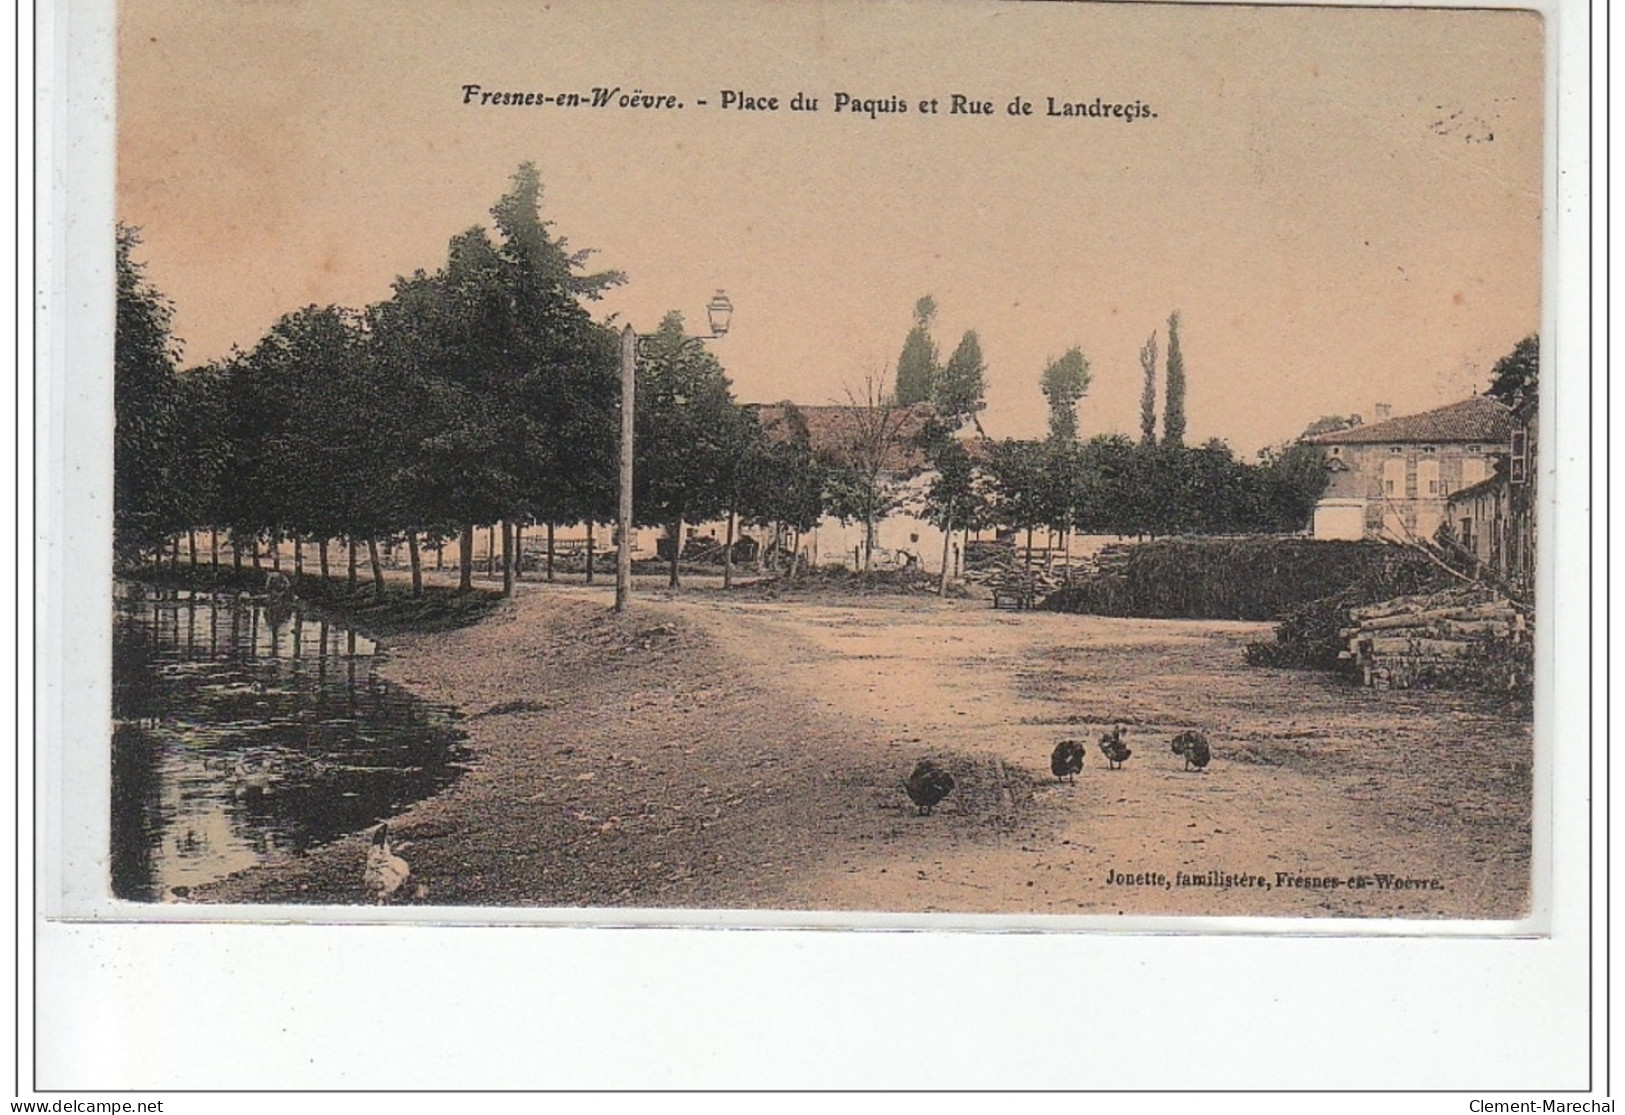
left=110, top=583, right=468, bottom=901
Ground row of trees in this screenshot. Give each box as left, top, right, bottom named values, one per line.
left=115, top=164, right=840, bottom=594
left=116, top=165, right=1334, bottom=601
left=899, top=300, right=1330, bottom=585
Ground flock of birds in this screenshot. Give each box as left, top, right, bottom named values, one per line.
left=902, top=724, right=1214, bottom=817
left=357, top=725, right=1213, bottom=898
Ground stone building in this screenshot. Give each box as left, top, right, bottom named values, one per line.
left=1305, top=395, right=1513, bottom=543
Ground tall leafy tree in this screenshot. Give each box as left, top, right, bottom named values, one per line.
left=935, top=330, right=988, bottom=433
left=114, top=224, right=182, bottom=563
left=1138, top=330, right=1159, bottom=446
left=1163, top=310, right=1187, bottom=448
left=894, top=296, right=940, bottom=406
left=371, top=163, right=623, bottom=594
left=1487, top=333, right=1539, bottom=406
left=634, top=312, right=748, bottom=587
left=985, top=438, right=1053, bottom=569
left=919, top=436, right=987, bottom=594
left=1040, top=347, right=1091, bottom=444
left=738, top=404, right=827, bottom=576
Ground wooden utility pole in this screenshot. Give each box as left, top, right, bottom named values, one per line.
left=616, top=324, right=636, bottom=612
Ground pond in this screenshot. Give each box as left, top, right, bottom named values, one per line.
left=110, top=583, right=470, bottom=902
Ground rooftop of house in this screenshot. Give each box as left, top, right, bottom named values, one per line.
left=747, top=401, right=948, bottom=473
left=1305, top=395, right=1514, bottom=447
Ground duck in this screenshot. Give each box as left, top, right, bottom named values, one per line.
left=1170, top=730, right=1212, bottom=772
left=1098, top=724, right=1132, bottom=770
left=1050, top=740, right=1085, bottom=783
left=231, top=752, right=277, bottom=796
left=903, top=759, right=955, bottom=816
left=363, top=823, right=412, bottom=903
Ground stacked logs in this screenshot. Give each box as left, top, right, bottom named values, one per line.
left=1341, top=586, right=1529, bottom=690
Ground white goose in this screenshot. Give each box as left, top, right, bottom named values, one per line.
left=363, top=823, right=412, bottom=904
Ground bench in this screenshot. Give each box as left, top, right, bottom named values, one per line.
left=991, top=581, right=1036, bottom=610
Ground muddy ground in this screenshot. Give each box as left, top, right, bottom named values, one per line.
left=195, top=576, right=1532, bottom=919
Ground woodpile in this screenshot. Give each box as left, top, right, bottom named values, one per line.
left=1340, top=586, right=1529, bottom=689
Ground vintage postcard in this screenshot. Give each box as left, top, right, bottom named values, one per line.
left=97, top=0, right=1550, bottom=926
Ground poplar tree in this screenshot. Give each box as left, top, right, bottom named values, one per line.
left=1138, top=330, right=1159, bottom=446
left=1163, top=311, right=1186, bottom=448
left=894, top=296, right=940, bottom=406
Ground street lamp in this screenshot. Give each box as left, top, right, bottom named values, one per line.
left=615, top=292, right=733, bottom=613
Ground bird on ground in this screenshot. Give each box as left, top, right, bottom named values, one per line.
left=1170, top=730, right=1212, bottom=772
left=363, top=823, right=412, bottom=903
left=903, top=760, right=955, bottom=816
left=1099, top=724, right=1132, bottom=770
left=1050, top=740, right=1085, bottom=783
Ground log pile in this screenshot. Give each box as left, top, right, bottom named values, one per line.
left=1340, top=586, right=1530, bottom=690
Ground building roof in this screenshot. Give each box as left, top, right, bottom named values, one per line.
left=748, top=401, right=943, bottom=473
left=1305, top=395, right=1513, bottom=446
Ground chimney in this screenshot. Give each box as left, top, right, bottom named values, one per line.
left=1374, top=403, right=1392, bottom=422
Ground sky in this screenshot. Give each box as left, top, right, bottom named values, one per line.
left=116, top=0, right=1545, bottom=457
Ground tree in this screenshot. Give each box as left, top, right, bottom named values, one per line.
left=114, top=224, right=182, bottom=563
left=1487, top=333, right=1538, bottom=406
left=1040, top=347, right=1091, bottom=444
left=634, top=312, right=747, bottom=587
left=936, top=330, right=988, bottom=433
left=370, top=163, right=623, bottom=594
left=894, top=296, right=940, bottom=406
left=984, top=438, right=1053, bottom=568
left=168, top=361, right=233, bottom=565
left=824, top=371, right=914, bottom=572
left=919, top=436, right=987, bottom=594
left=738, top=404, right=827, bottom=577
left=1163, top=311, right=1186, bottom=447
left=1138, top=331, right=1159, bottom=446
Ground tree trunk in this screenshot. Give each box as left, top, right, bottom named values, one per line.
left=790, top=528, right=802, bottom=580
left=367, top=537, right=385, bottom=596
left=251, top=536, right=262, bottom=571
left=486, top=525, right=497, bottom=578
left=210, top=528, right=219, bottom=568
left=271, top=539, right=282, bottom=572
left=514, top=524, right=524, bottom=581
left=348, top=538, right=359, bottom=588
left=668, top=519, right=682, bottom=588
left=1024, top=526, right=1034, bottom=571
left=938, top=512, right=954, bottom=597
left=293, top=533, right=303, bottom=577
left=407, top=531, right=423, bottom=597
left=723, top=511, right=736, bottom=589
left=459, top=523, right=474, bottom=592
left=546, top=523, right=555, bottom=583
left=319, top=539, right=330, bottom=581
left=435, top=539, right=444, bottom=572
left=188, top=530, right=198, bottom=567
left=232, top=533, right=243, bottom=571
left=501, top=520, right=514, bottom=597
left=862, top=517, right=875, bottom=573
left=585, top=522, right=595, bottom=585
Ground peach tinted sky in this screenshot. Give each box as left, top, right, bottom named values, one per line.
left=117, top=0, right=1544, bottom=455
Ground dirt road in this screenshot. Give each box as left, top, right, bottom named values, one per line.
left=197, top=580, right=1531, bottom=919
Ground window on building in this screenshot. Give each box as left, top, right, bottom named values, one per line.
left=1417, top=459, right=1440, bottom=498
left=1510, top=430, right=1528, bottom=485
left=1383, top=456, right=1406, bottom=499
